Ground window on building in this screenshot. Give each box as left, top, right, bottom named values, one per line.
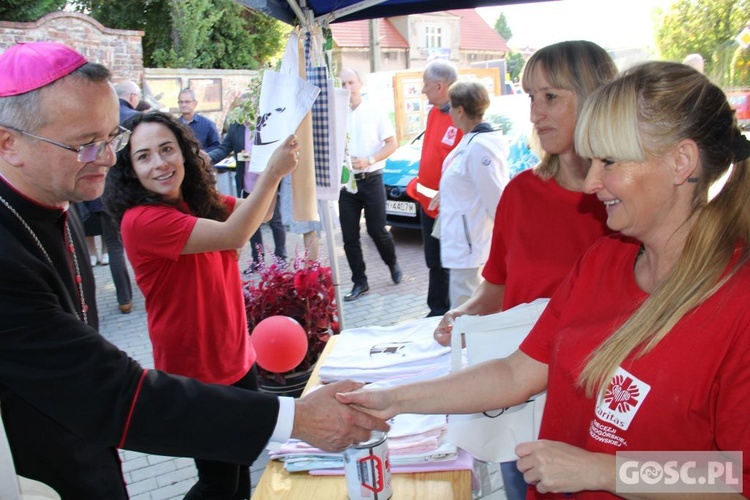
left=425, top=26, right=443, bottom=48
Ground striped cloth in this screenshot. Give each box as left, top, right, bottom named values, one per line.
left=304, top=31, right=331, bottom=188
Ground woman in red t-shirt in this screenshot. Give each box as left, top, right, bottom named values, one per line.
left=434, top=40, right=617, bottom=345
left=104, top=111, right=299, bottom=499
left=341, top=62, right=750, bottom=498
left=432, top=40, right=617, bottom=500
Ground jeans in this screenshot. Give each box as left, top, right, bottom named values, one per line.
left=501, top=460, right=529, bottom=500
left=184, top=367, right=259, bottom=500
left=420, top=209, right=449, bottom=317
left=338, top=174, right=398, bottom=287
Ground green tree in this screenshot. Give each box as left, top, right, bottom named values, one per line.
left=204, top=0, right=289, bottom=70
left=70, top=0, right=287, bottom=70
left=151, top=0, right=219, bottom=68
left=506, top=51, right=525, bottom=81
left=0, top=0, right=66, bottom=22
left=493, top=12, right=512, bottom=42
left=655, top=0, right=750, bottom=87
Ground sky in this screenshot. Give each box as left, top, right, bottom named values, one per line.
left=477, top=0, right=676, bottom=51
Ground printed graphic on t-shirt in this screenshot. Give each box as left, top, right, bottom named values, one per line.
left=594, top=366, right=651, bottom=431
left=370, top=342, right=410, bottom=358
left=589, top=419, right=628, bottom=448
left=442, top=126, right=458, bottom=146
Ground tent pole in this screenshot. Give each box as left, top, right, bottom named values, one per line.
left=319, top=199, right=346, bottom=331
left=285, top=0, right=307, bottom=25
left=314, top=0, right=387, bottom=23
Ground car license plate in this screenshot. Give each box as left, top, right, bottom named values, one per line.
left=386, top=200, right=417, bottom=216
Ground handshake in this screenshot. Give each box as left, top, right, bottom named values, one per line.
left=291, top=380, right=390, bottom=452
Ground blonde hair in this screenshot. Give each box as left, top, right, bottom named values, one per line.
left=575, top=61, right=750, bottom=396
left=521, top=40, right=618, bottom=180
left=448, top=81, right=490, bottom=120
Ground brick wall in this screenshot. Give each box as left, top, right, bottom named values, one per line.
left=0, top=11, right=144, bottom=81
left=0, top=12, right=260, bottom=131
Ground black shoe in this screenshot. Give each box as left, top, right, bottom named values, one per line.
left=243, top=261, right=262, bottom=276
left=344, top=284, right=370, bottom=302
left=389, top=264, right=402, bottom=284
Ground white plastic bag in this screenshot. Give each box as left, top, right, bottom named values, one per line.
left=446, top=298, right=549, bottom=463
left=248, top=33, right=320, bottom=173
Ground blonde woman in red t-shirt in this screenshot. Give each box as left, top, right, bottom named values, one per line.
left=434, top=40, right=617, bottom=346
left=432, top=40, right=617, bottom=500
left=341, top=60, right=750, bottom=500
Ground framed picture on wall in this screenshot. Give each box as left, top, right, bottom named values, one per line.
left=142, top=78, right=181, bottom=112
left=406, top=99, right=421, bottom=113
left=408, top=114, right=421, bottom=133
left=404, top=82, right=421, bottom=97
left=189, top=78, right=223, bottom=112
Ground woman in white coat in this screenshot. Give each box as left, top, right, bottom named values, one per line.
left=432, top=81, right=509, bottom=308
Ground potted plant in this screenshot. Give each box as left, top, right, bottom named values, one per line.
left=242, top=251, right=337, bottom=397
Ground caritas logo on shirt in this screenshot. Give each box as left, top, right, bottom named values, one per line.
left=594, top=366, right=651, bottom=431
left=441, top=126, right=458, bottom=146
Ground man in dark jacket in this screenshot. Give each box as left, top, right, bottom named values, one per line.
left=87, top=79, right=142, bottom=314
left=0, top=41, right=386, bottom=499
left=178, top=88, right=221, bottom=152
left=114, top=79, right=141, bottom=123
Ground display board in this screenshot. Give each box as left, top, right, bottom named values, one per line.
left=393, top=67, right=501, bottom=143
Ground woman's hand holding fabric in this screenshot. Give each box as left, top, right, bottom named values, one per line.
left=433, top=309, right=462, bottom=346
left=266, top=134, right=300, bottom=181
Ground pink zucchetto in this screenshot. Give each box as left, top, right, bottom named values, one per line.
left=0, top=42, right=87, bottom=97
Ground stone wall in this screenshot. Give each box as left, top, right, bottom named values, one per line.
left=143, top=67, right=258, bottom=132
left=0, top=12, right=259, bottom=131
left=0, top=11, right=143, bottom=81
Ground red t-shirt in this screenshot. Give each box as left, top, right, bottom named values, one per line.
left=121, top=197, right=254, bottom=385
left=521, top=235, right=750, bottom=498
left=416, top=106, right=462, bottom=218
left=482, top=169, right=610, bottom=310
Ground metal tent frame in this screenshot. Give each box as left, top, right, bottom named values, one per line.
left=235, top=0, right=541, bottom=329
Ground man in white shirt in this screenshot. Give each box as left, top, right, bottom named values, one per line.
left=338, top=68, right=401, bottom=302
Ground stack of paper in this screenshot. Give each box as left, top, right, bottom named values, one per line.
left=269, top=413, right=468, bottom=474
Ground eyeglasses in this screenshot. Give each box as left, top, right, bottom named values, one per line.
left=177, top=100, right=195, bottom=105
left=9, top=125, right=131, bottom=163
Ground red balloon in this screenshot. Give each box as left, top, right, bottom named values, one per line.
left=251, top=315, right=308, bottom=373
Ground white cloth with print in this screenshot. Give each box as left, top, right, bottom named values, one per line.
left=318, top=317, right=450, bottom=383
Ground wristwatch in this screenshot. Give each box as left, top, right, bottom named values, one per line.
left=367, top=156, right=375, bottom=166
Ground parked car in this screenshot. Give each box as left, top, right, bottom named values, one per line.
left=383, top=132, right=424, bottom=228
left=383, top=94, right=537, bottom=229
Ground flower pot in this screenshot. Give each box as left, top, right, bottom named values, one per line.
left=258, top=364, right=315, bottom=398
left=244, top=254, right=337, bottom=389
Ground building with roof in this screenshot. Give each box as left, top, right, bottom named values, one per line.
left=329, top=8, right=509, bottom=76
